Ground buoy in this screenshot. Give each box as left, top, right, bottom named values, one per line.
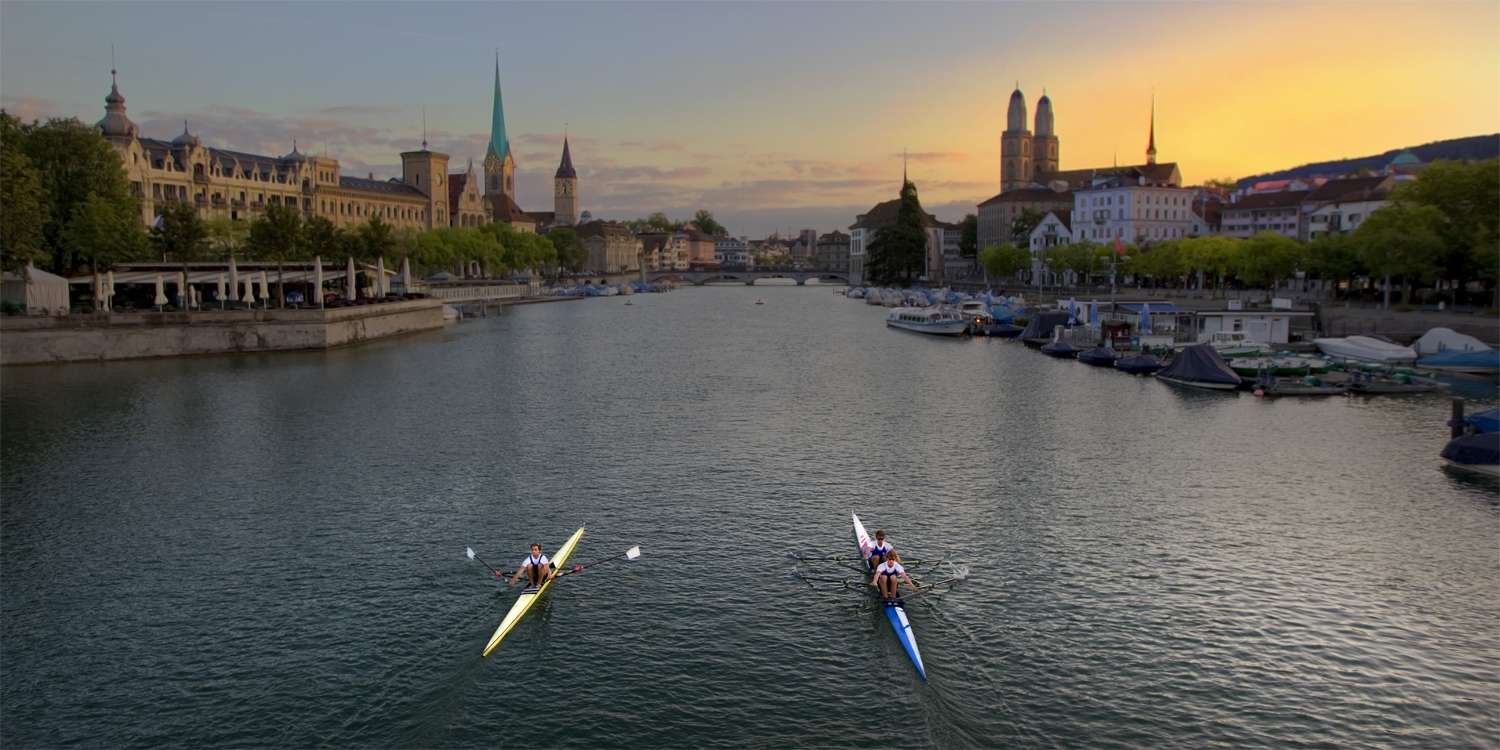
left=755, top=299, right=764, bottom=305
left=1254, top=389, right=1265, bottom=397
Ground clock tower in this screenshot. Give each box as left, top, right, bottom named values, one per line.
left=483, top=56, right=515, bottom=213
left=553, top=136, right=578, bottom=226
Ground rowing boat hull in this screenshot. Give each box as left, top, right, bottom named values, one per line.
left=483, top=525, right=586, bottom=656
left=852, top=513, right=927, bottom=680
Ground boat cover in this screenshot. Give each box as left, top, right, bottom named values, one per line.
left=1416, top=349, right=1499, bottom=370
left=1115, top=354, right=1164, bottom=373
left=1078, top=346, right=1118, bottom=365
left=1467, top=408, right=1500, bottom=435
left=1040, top=341, right=1080, bottom=357
left=1157, top=344, right=1242, bottom=386
left=1441, top=432, right=1500, bottom=467
left=1020, top=310, right=1072, bottom=341
left=1314, top=336, right=1418, bottom=364
left=1414, top=327, right=1492, bottom=355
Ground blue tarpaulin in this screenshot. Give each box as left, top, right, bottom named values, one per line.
left=1156, top=344, right=1242, bottom=387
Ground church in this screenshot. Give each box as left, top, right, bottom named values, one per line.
left=480, top=59, right=580, bottom=233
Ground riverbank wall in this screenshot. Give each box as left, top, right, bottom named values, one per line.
left=1, top=298, right=443, bottom=365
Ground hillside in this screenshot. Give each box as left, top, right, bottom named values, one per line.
left=1236, top=134, right=1498, bottom=187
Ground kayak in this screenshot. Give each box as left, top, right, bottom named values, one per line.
left=482, top=525, right=586, bottom=656
left=852, top=513, right=926, bottom=680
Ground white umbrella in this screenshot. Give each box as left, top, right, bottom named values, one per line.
left=259, top=270, right=270, bottom=306
left=399, top=257, right=411, bottom=295
left=375, top=256, right=387, bottom=297
left=1089, top=299, right=1099, bottom=328
left=228, top=255, right=239, bottom=304
left=92, top=272, right=103, bottom=310
left=179, top=270, right=188, bottom=309
left=346, top=256, right=357, bottom=300
left=153, top=274, right=167, bottom=307
left=1139, top=303, right=1152, bottom=335
left=106, top=270, right=115, bottom=309
left=313, top=255, right=324, bottom=307
left=216, top=274, right=226, bottom=306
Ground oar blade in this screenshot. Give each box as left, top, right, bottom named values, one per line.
left=466, top=547, right=475, bottom=560
left=626, top=546, right=641, bottom=560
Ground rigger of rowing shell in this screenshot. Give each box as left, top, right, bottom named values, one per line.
left=468, top=516, right=967, bottom=680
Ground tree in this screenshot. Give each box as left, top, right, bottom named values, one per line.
left=978, top=243, right=1030, bottom=279
left=1353, top=202, right=1446, bottom=306
left=1179, top=235, right=1242, bottom=296
left=19, top=116, right=137, bottom=275
left=1395, top=158, right=1499, bottom=306
left=356, top=215, right=395, bottom=261
left=151, top=203, right=209, bottom=263
left=865, top=179, right=929, bottom=286
left=1237, top=232, right=1302, bottom=294
left=959, top=213, right=978, bottom=259
left=1204, top=177, right=1238, bottom=189
left=246, top=204, right=303, bottom=306
left=548, top=227, right=588, bottom=273
left=1010, top=208, right=1045, bottom=245
left=61, top=192, right=145, bottom=273
left=692, top=210, right=726, bottom=237
left=302, top=215, right=340, bottom=260
left=0, top=112, right=46, bottom=276
left=203, top=215, right=247, bottom=261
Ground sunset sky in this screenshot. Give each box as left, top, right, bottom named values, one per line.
left=3, top=1, right=1497, bottom=237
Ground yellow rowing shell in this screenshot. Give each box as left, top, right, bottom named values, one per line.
left=483, top=526, right=586, bottom=656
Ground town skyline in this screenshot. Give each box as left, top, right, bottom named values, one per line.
left=3, top=1, right=1496, bottom=237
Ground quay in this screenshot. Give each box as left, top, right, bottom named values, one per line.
left=0, top=298, right=443, bottom=366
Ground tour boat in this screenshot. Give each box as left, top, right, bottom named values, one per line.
left=886, top=307, right=968, bottom=336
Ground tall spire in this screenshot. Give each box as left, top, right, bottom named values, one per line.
left=487, top=51, right=509, bottom=163
left=1146, top=92, right=1157, bottom=166
left=555, top=135, right=576, bottom=179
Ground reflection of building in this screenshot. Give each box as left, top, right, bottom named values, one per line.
left=96, top=69, right=449, bottom=231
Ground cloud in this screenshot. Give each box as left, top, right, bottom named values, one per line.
left=903, top=150, right=972, bottom=164
left=618, top=140, right=686, bottom=151
left=0, top=94, right=61, bottom=122
left=315, top=105, right=402, bottom=116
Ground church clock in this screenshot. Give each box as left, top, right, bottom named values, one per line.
left=555, top=179, right=573, bottom=197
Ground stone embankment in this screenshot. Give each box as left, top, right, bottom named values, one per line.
left=1, top=298, right=443, bottom=365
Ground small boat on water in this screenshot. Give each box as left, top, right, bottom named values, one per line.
left=1416, top=348, right=1499, bottom=376
left=976, top=323, right=1025, bottom=338
left=483, top=526, right=586, bottom=656
left=1019, top=310, right=1073, bottom=348
left=1206, top=331, right=1273, bottom=358
left=1040, top=341, right=1081, bottom=358
left=1442, top=406, right=1500, bottom=476
left=1252, top=375, right=1350, bottom=397
left=1115, top=353, right=1164, bottom=375
left=886, top=307, right=969, bottom=336
left=1315, top=335, right=1418, bottom=365
left=1230, top=356, right=1336, bottom=377
left=1157, top=344, right=1244, bottom=390
left=1078, top=346, right=1119, bottom=367
left=853, top=514, right=925, bottom=680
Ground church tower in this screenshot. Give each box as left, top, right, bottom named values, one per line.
left=553, top=136, right=578, bottom=226
left=1145, top=95, right=1158, bottom=166
left=482, top=56, right=516, bottom=209
left=1000, top=85, right=1033, bottom=192
left=1033, top=91, right=1058, bottom=175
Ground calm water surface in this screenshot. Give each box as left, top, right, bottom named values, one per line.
left=3, top=285, right=1497, bottom=749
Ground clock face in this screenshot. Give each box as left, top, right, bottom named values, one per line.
left=483, top=153, right=502, bottom=172
left=556, top=180, right=573, bottom=197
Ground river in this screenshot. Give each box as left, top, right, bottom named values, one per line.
left=2, top=284, right=1496, bottom=749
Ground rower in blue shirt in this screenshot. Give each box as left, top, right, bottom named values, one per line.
left=866, top=529, right=893, bottom=571
left=508, top=543, right=555, bottom=588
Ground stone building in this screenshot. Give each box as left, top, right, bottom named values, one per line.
left=848, top=191, right=944, bottom=285
left=815, top=231, right=849, bottom=272
left=96, top=70, right=449, bottom=232
left=447, top=160, right=487, bottom=227
left=977, top=185, right=1074, bottom=250
left=575, top=220, right=641, bottom=273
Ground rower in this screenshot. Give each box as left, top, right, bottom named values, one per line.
left=866, top=530, right=893, bottom=571
left=509, top=543, right=554, bottom=588
left=873, top=551, right=919, bottom=601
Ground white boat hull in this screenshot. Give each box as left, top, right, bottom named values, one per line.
left=1315, top=336, right=1418, bottom=365
left=1158, top=375, right=1240, bottom=391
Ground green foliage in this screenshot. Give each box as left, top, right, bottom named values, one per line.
left=1353, top=202, right=1446, bottom=305
left=356, top=216, right=395, bottom=260
left=629, top=212, right=684, bottom=233
left=865, top=180, right=929, bottom=286
left=1204, top=177, right=1238, bottom=189
left=753, top=253, right=793, bottom=266
left=978, top=243, right=1029, bottom=277
left=1395, top=158, right=1499, bottom=297
left=1010, top=208, right=1045, bottom=245
left=959, top=213, right=978, bottom=259
left=0, top=112, right=47, bottom=275
left=203, top=215, right=247, bottom=260
left=547, top=227, right=588, bottom=273
left=17, top=115, right=137, bottom=275
left=1237, top=232, right=1302, bottom=289
left=245, top=204, right=303, bottom=263
left=302, top=215, right=340, bottom=260
left=151, top=203, right=209, bottom=262
left=61, top=192, right=145, bottom=271
left=1301, top=232, right=1363, bottom=280
left=692, top=209, right=726, bottom=237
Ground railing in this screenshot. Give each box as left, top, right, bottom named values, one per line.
left=424, top=284, right=525, bottom=302
left=193, top=174, right=209, bottom=184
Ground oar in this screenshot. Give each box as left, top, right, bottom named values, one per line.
left=552, top=546, right=641, bottom=579
left=466, top=547, right=504, bottom=577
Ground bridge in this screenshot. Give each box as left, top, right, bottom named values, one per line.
left=644, top=266, right=852, bottom=286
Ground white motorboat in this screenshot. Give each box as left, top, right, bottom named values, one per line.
left=1204, top=331, right=1272, bottom=358
left=1315, top=335, right=1418, bottom=365
left=886, top=306, right=969, bottom=336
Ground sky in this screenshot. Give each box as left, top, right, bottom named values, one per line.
left=3, top=1, right=1497, bottom=238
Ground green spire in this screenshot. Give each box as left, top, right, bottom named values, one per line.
left=487, top=56, right=509, bottom=162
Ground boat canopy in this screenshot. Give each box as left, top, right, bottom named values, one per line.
left=1157, top=344, right=1243, bottom=386
left=1467, top=408, right=1500, bottom=435
left=1417, top=349, right=1500, bottom=370
left=1414, top=327, right=1492, bottom=355
left=1020, top=310, right=1072, bottom=340
left=1441, top=432, right=1499, bottom=467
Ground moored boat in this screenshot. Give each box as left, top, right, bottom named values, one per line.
left=975, top=323, right=1025, bottom=338
left=483, top=526, right=586, bottom=656
left=1115, top=353, right=1164, bottom=375
left=852, top=514, right=925, bottom=680
left=1442, top=406, right=1500, bottom=476
left=1156, top=344, right=1244, bottom=390
left=1078, top=346, right=1119, bottom=367
left=1315, top=335, right=1418, bottom=365
left=1415, top=348, right=1499, bottom=376
left=1040, top=341, right=1081, bottom=358
left=886, top=307, right=968, bottom=336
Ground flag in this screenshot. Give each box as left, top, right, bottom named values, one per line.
left=1114, top=236, right=1125, bottom=255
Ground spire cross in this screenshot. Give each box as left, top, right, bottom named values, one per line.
left=422, top=107, right=428, bottom=150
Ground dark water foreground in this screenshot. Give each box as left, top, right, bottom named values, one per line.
left=3, top=285, right=1496, bottom=749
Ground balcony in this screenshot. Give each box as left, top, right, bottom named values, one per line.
left=231, top=199, right=247, bottom=208
left=211, top=195, right=226, bottom=205
left=249, top=201, right=265, bottom=210
left=194, top=195, right=208, bottom=205
left=193, top=173, right=209, bottom=184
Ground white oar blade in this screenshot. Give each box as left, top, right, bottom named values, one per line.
left=626, top=546, right=641, bottom=560
left=466, top=547, right=475, bottom=560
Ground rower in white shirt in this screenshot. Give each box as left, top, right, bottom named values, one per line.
left=872, top=550, right=919, bottom=600
left=509, top=543, right=554, bottom=588
left=865, top=529, right=893, bottom=571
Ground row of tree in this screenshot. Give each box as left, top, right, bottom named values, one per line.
left=624, top=209, right=726, bottom=236
left=978, top=158, right=1498, bottom=306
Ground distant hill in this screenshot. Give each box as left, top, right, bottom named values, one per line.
left=1236, top=134, right=1499, bottom=188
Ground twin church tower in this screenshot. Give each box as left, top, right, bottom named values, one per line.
left=999, top=86, right=1060, bottom=192
left=482, top=59, right=577, bottom=228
